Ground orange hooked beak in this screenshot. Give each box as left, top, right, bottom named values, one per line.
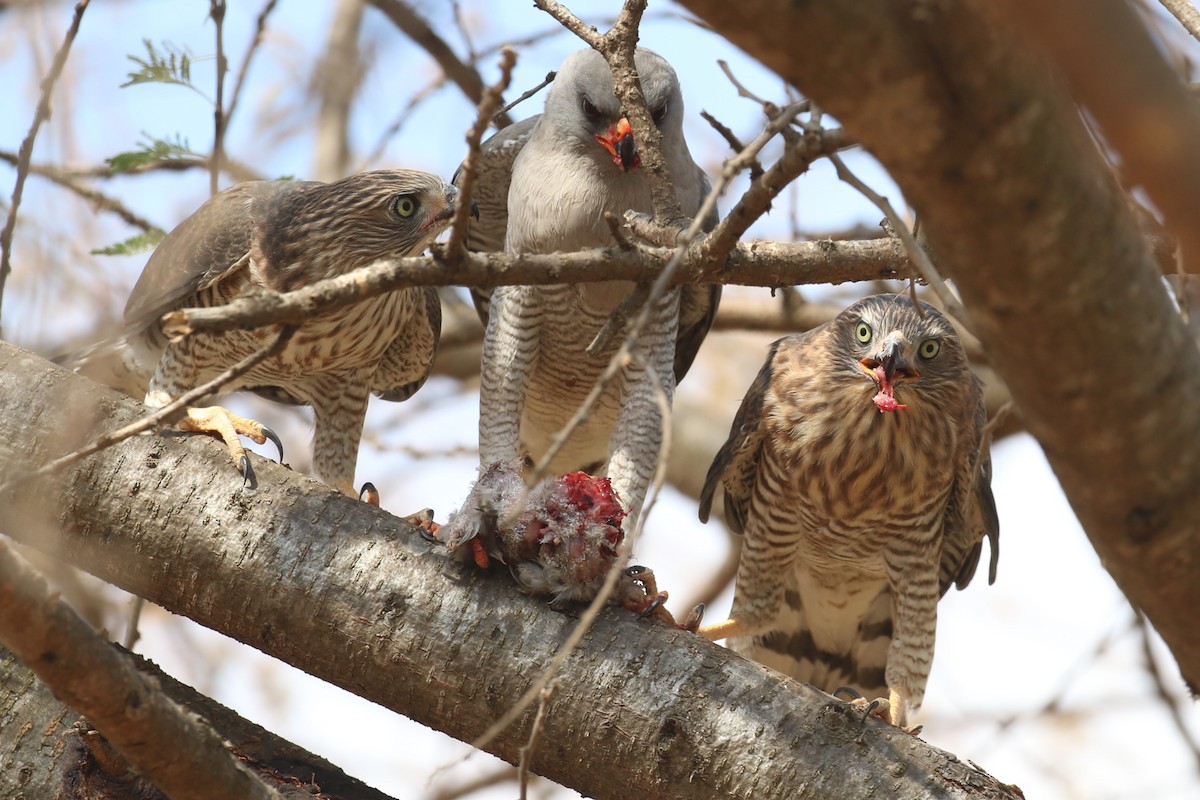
left=594, top=117, right=641, bottom=172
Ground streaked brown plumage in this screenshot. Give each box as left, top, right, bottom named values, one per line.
left=460, top=48, right=719, bottom=523
left=89, top=170, right=458, bottom=496
left=698, top=294, right=999, bottom=728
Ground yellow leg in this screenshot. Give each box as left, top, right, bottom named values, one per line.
left=697, top=617, right=764, bottom=642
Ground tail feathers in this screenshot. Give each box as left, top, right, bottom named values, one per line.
left=55, top=335, right=152, bottom=399
left=733, top=590, right=893, bottom=702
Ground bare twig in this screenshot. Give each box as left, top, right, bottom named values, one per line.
left=718, top=58, right=781, bottom=106
left=367, top=0, right=515, bottom=128
left=468, top=359, right=673, bottom=759
left=445, top=47, right=517, bottom=261
left=0, top=539, right=284, bottom=800
left=225, top=0, right=281, bottom=127
left=0, top=153, right=157, bottom=231
left=700, top=109, right=761, bottom=181
left=1159, top=0, right=1200, bottom=43
left=431, top=767, right=516, bottom=800
left=313, top=0, right=366, bottom=181
left=122, top=594, right=144, bottom=650
left=358, top=75, right=446, bottom=170
left=532, top=0, right=606, bottom=47
left=210, top=0, right=227, bottom=196
left=496, top=70, right=557, bottom=121
left=826, top=148, right=972, bottom=327
left=0, top=325, right=296, bottom=495
left=517, top=682, right=558, bottom=800
left=0, top=0, right=90, bottom=330
left=1136, top=610, right=1200, bottom=777
left=700, top=105, right=837, bottom=263
left=451, top=0, right=478, bottom=62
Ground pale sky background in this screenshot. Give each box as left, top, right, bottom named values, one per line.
left=2, top=2, right=1199, bottom=799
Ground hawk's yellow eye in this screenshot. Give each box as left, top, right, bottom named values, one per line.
left=394, top=195, right=419, bottom=218
left=855, top=321, right=872, bottom=344
left=919, top=338, right=941, bottom=360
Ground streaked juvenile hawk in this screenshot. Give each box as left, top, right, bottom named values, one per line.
left=83, top=170, right=459, bottom=497
left=698, top=293, right=999, bottom=728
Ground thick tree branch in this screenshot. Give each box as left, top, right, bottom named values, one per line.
left=0, top=642, right=398, bottom=800
left=675, top=0, right=1200, bottom=687
left=997, top=0, right=1200, bottom=275
left=0, top=541, right=284, bottom=800
left=0, top=342, right=1021, bottom=800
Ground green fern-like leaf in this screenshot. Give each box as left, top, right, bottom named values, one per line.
left=91, top=228, right=167, bottom=257
left=121, top=39, right=196, bottom=90
left=106, top=134, right=202, bottom=173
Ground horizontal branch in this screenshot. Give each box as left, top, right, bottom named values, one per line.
left=0, top=341, right=1021, bottom=800
left=163, top=227, right=1179, bottom=338
left=164, top=238, right=916, bottom=335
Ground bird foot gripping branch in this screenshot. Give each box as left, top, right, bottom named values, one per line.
left=176, top=406, right=284, bottom=485
left=431, top=460, right=699, bottom=629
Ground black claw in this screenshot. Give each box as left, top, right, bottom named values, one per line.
left=261, top=426, right=284, bottom=462
left=359, top=481, right=380, bottom=505
left=862, top=699, right=883, bottom=728
left=239, top=454, right=252, bottom=486
left=419, top=526, right=439, bottom=544
left=683, top=602, right=705, bottom=631
left=639, top=593, right=668, bottom=618
left=624, top=565, right=649, bottom=577
left=833, top=686, right=864, bottom=701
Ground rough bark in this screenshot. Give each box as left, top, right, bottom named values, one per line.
left=0, top=342, right=1021, bottom=800
left=675, top=0, right=1200, bottom=691
left=0, top=643, right=398, bottom=800
left=0, top=540, right=283, bottom=800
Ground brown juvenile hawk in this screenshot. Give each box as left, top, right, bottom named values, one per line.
left=84, top=170, right=459, bottom=497
left=462, top=48, right=719, bottom=523
left=698, top=294, right=999, bottom=728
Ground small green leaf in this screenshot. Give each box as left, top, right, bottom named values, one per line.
left=105, top=133, right=202, bottom=173
left=121, top=39, right=195, bottom=89
left=91, top=228, right=167, bottom=257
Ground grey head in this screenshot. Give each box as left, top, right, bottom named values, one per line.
left=539, top=48, right=693, bottom=176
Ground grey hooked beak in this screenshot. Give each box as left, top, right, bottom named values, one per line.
left=860, top=332, right=919, bottom=384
